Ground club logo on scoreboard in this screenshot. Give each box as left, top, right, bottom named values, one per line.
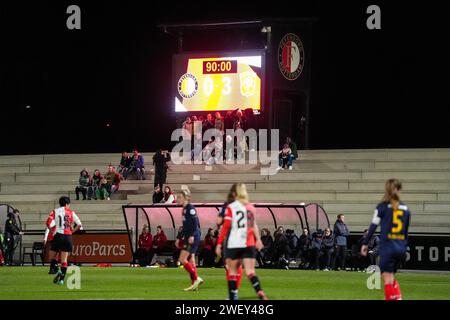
left=278, top=33, right=304, bottom=81
left=239, top=71, right=257, bottom=97
left=178, top=73, right=198, bottom=99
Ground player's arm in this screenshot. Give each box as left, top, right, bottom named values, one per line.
left=72, top=212, right=83, bottom=233
left=215, top=207, right=232, bottom=257
left=46, top=210, right=56, bottom=229
left=361, top=208, right=381, bottom=256
left=253, top=221, right=264, bottom=251
left=44, top=227, right=49, bottom=244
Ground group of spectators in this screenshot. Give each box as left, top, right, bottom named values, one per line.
left=181, top=109, right=257, bottom=164
left=74, top=149, right=150, bottom=201
left=152, top=185, right=177, bottom=204
left=75, top=165, right=122, bottom=201
left=136, top=225, right=169, bottom=267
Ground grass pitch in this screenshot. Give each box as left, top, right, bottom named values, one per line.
left=0, top=267, right=449, bottom=300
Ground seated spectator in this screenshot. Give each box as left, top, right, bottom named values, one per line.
left=285, top=229, right=299, bottom=262
left=90, top=169, right=102, bottom=200
left=96, top=176, right=109, bottom=200
left=152, top=184, right=164, bottom=204
left=125, top=149, right=145, bottom=180
left=118, top=151, right=131, bottom=176
left=310, top=229, right=324, bottom=270
left=277, top=143, right=293, bottom=171
left=297, top=228, right=312, bottom=268
left=285, top=137, right=298, bottom=162
left=153, top=225, right=168, bottom=253
left=273, top=226, right=289, bottom=269
left=75, top=169, right=90, bottom=200
left=257, top=228, right=273, bottom=267
left=201, top=228, right=216, bottom=267
left=105, top=165, right=122, bottom=198
left=137, top=225, right=153, bottom=267
left=321, top=228, right=335, bottom=271
left=162, top=186, right=176, bottom=204
left=358, top=229, right=380, bottom=269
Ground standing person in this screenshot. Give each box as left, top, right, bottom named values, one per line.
left=216, top=183, right=267, bottom=300
left=214, top=112, right=224, bottom=132
left=46, top=196, right=83, bottom=285
left=333, top=214, right=350, bottom=270
left=4, top=209, right=24, bottom=265
left=177, top=188, right=204, bottom=291
left=153, top=149, right=171, bottom=188
left=361, top=179, right=410, bottom=300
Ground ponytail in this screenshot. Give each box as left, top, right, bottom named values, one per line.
left=382, top=178, right=402, bottom=210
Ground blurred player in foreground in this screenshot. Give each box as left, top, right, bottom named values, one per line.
left=46, top=196, right=83, bottom=285
left=216, top=188, right=244, bottom=290
left=216, top=183, right=267, bottom=300
left=361, top=179, right=410, bottom=300
left=177, top=187, right=204, bottom=291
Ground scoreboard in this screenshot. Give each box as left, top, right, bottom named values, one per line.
left=173, top=51, right=265, bottom=112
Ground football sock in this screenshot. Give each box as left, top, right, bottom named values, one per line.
left=236, top=265, right=243, bottom=289
left=183, top=262, right=197, bottom=282
left=384, top=283, right=395, bottom=300
left=50, top=259, right=58, bottom=272
left=393, top=280, right=402, bottom=300
left=227, top=275, right=238, bottom=300
left=60, top=262, right=68, bottom=281
left=248, top=273, right=263, bottom=294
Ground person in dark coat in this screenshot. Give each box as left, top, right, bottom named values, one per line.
left=256, top=228, right=273, bottom=267
left=152, top=184, right=164, bottom=204
left=4, top=209, right=23, bottom=265
left=310, top=229, right=323, bottom=270
left=297, top=228, right=312, bottom=268
left=153, top=149, right=170, bottom=188
left=333, top=214, right=350, bottom=270
left=321, top=228, right=335, bottom=271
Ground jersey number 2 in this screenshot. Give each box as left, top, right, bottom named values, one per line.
left=236, top=211, right=246, bottom=229
left=392, top=210, right=404, bottom=233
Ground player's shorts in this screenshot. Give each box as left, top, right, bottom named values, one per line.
left=50, top=234, right=73, bottom=252
left=182, top=235, right=201, bottom=254
left=379, top=248, right=406, bottom=273
left=224, top=246, right=257, bottom=260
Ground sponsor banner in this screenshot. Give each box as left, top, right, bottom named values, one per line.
left=68, top=233, right=132, bottom=263
left=349, top=233, right=450, bottom=271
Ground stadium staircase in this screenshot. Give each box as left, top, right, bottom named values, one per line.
left=1, top=149, right=450, bottom=238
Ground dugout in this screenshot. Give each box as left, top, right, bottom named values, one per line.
left=122, top=203, right=329, bottom=257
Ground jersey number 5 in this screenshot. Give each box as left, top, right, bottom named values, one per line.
left=236, top=211, right=246, bottom=229
left=392, top=210, right=404, bottom=233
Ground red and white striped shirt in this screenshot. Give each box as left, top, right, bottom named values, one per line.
left=46, top=207, right=82, bottom=235
left=217, top=200, right=256, bottom=249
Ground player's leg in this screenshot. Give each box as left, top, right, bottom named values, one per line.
left=226, top=258, right=240, bottom=300
left=48, top=249, right=59, bottom=274
left=243, top=257, right=267, bottom=300
left=53, top=251, right=68, bottom=285
left=380, top=251, right=401, bottom=300
left=179, top=250, right=196, bottom=290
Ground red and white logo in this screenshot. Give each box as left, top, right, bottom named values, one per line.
left=278, top=33, right=304, bottom=81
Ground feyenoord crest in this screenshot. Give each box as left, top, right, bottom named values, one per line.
left=278, top=33, right=305, bottom=81
left=239, top=71, right=257, bottom=97
left=178, top=73, right=198, bottom=99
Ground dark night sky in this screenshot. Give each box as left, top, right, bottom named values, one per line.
left=0, top=0, right=449, bottom=155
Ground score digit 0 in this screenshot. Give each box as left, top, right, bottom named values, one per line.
left=203, top=76, right=232, bottom=96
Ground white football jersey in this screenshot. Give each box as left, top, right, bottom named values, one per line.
left=224, top=200, right=255, bottom=249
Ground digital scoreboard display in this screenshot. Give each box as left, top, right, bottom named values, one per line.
left=173, top=51, right=265, bottom=112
